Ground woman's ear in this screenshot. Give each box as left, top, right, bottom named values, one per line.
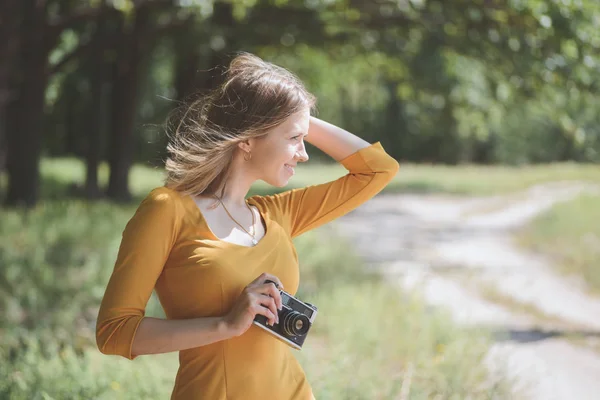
left=237, top=139, right=251, bottom=153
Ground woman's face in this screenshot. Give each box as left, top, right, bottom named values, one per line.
left=247, top=108, right=310, bottom=187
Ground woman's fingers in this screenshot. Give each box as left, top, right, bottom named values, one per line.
left=257, top=294, right=279, bottom=325
left=253, top=272, right=284, bottom=291
left=248, top=273, right=283, bottom=311
left=249, top=282, right=282, bottom=312
left=260, top=282, right=283, bottom=311
left=254, top=296, right=278, bottom=326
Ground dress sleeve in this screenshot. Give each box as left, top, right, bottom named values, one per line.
left=266, top=141, right=399, bottom=238
left=95, top=187, right=181, bottom=360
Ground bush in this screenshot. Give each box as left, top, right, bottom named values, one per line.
left=0, top=332, right=178, bottom=400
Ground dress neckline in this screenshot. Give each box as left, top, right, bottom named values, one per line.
left=185, top=194, right=270, bottom=249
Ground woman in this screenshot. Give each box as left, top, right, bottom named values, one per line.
left=96, top=52, right=399, bottom=399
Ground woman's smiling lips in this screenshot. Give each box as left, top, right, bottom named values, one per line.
left=284, top=164, right=295, bottom=175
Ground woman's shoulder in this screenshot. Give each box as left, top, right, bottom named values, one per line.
left=137, top=186, right=186, bottom=216
left=146, top=185, right=182, bottom=199
left=140, top=185, right=179, bottom=203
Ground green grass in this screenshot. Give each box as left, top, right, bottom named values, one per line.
left=35, top=158, right=168, bottom=201
left=292, top=232, right=510, bottom=398
left=0, top=192, right=511, bottom=399
left=518, top=193, right=600, bottom=293
left=296, top=283, right=509, bottom=399
left=1, top=343, right=180, bottom=400
left=387, top=162, right=600, bottom=195
left=3, top=158, right=600, bottom=204
left=3, top=156, right=597, bottom=398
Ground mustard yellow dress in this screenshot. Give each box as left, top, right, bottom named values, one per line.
left=96, top=142, right=399, bottom=399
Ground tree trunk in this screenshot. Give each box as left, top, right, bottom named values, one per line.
left=84, top=80, right=108, bottom=200
left=383, top=79, right=407, bottom=162
left=106, top=6, right=151, bottom=202
left=5, top=0, right=49, bottom=207
left=201, top=2, right=236, bottom=92
left=174, top=18, right=203, bottom=101
left=84, top=10, right=111, bottom=200
left=64, top=78, right=78, bottom=156
left=0, top=0, right=22, bottom=201
left=437, top=103, right=460, bottom=164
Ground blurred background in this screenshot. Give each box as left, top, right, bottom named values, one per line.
left=1, top=0, right=600, bottom=399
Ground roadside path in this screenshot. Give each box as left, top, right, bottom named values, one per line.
left=331, top=182, right=600, bottom=399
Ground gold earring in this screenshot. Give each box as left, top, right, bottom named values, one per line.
left=244, top=151, right=252, bottom=161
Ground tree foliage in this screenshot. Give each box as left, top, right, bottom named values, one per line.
left=1, top=0, right=599, bottom=207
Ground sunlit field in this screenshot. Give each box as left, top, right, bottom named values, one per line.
left=2, top=157, right=597, bottom=398
left=14, top=157, right=600, bottom=202
left=0, top=158, right=542, bottom=398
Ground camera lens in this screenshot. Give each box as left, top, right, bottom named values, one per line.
left=283, top=311, right=310, bottom=337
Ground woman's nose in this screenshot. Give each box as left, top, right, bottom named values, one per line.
left=295, top=143, right=309, bottom=162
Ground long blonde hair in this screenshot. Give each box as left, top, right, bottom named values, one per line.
left=164, top=52, right=317, bottom=198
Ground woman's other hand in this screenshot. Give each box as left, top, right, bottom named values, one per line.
left=223, top=272, right=284, bottom=337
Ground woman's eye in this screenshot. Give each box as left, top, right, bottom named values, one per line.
left=292, top=135, right=301, bottom=141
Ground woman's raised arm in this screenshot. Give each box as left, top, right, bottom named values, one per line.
left=257, top=117, right=400, bottom=238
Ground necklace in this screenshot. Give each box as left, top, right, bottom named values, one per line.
left=214, top=195, right=258, bottom=246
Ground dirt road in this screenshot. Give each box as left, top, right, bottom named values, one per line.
left=331, top=182, right=600, bottom=399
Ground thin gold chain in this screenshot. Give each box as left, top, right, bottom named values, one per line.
left=213, top=195, right=257, bottom=243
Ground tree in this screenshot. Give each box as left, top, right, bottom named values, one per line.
left=3, top=0, right=116, bottom=207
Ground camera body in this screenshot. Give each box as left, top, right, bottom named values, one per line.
left=252, top=282, right=317, bottom=350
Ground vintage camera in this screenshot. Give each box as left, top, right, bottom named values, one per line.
left=252, top=280, right=318, bottom=350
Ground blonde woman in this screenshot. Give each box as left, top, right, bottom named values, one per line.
left=96, top=52, right=399, bottom=399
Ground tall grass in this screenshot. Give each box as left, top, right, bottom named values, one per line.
left=293, top=232, right=508, bottom=398
left=0, top=157, right=522, bottom=398
left=0, top=203, right=510, bottom=398
left=518, top=193, right=600, bottom=293
left=0, top=202, right=510, bottom=399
